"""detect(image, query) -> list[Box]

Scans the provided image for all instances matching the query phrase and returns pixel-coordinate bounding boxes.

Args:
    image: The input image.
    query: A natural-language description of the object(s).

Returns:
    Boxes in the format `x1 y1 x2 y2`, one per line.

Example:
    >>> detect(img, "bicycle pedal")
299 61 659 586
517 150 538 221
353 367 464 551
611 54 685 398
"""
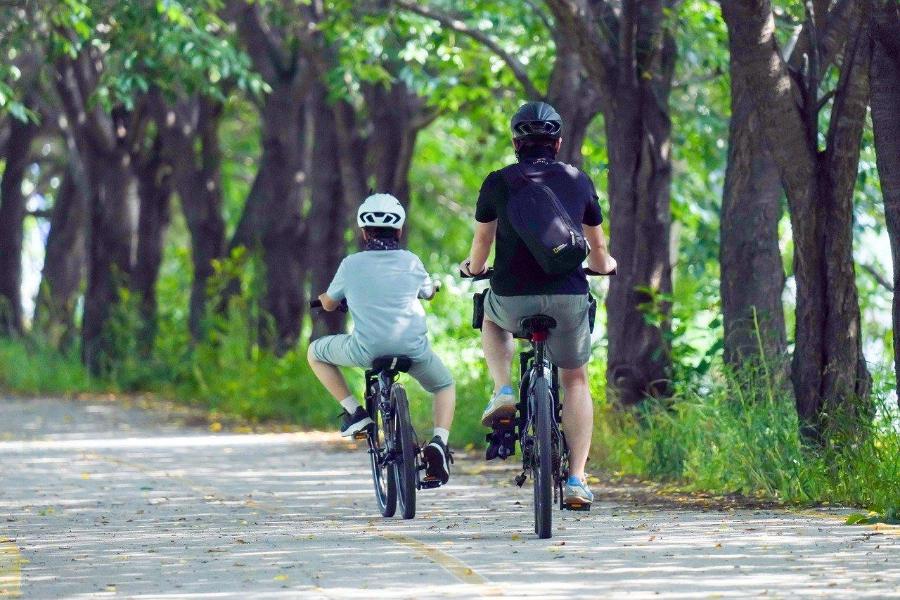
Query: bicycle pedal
562 501 591 512
353 430 368 440
420 477 442 489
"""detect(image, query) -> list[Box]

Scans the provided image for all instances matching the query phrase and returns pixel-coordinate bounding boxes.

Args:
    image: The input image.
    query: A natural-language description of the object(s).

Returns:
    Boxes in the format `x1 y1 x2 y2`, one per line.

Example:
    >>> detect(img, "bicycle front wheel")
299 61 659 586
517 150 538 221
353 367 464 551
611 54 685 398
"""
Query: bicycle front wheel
532 375 553 539
392 384 417 520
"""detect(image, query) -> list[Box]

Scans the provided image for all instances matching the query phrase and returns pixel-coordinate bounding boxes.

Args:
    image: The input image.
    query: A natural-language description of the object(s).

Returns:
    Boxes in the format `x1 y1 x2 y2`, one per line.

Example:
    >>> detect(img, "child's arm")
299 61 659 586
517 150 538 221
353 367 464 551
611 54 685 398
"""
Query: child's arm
318 293 343 312
318 259 347 311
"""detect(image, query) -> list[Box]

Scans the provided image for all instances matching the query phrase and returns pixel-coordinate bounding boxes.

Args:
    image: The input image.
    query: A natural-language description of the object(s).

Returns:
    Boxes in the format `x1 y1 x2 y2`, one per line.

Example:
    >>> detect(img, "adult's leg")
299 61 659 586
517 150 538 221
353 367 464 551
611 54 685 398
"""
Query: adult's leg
559 365 592 479
307 344 352 401
482 318 514 393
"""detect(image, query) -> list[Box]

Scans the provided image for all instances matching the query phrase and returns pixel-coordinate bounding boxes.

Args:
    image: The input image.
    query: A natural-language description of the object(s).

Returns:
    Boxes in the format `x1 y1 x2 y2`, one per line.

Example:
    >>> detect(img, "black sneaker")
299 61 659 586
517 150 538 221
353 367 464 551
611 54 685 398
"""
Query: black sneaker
422 436 453 485
340 407 373 438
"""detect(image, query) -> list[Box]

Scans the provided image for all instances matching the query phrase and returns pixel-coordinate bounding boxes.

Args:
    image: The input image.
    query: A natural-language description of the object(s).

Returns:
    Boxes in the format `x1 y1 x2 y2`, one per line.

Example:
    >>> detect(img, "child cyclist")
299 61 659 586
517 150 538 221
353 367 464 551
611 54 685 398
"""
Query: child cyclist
307 193 455 485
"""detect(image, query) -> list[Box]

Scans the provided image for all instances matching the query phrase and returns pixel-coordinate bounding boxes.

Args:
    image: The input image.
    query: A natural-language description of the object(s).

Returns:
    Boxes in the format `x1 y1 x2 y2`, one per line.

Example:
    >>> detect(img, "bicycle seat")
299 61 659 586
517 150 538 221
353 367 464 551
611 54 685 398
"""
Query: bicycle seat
517 314 557 338
371 355 412 374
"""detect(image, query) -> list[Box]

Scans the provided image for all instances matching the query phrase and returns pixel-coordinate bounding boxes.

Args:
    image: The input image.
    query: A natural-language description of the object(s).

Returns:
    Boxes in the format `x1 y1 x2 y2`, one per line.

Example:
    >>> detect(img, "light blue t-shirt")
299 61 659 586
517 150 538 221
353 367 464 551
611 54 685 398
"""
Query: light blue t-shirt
326 250 434 360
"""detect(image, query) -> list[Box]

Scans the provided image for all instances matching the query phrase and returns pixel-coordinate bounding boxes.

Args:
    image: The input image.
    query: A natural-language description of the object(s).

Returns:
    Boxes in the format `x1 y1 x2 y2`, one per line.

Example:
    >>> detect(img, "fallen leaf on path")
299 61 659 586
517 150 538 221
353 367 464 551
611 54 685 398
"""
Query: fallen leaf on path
274 574 289 581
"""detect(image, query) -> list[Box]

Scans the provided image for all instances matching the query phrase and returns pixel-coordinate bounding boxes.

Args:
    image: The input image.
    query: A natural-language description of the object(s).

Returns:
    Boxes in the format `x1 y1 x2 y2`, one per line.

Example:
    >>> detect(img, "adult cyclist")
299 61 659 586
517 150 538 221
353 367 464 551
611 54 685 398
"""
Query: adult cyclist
460 101 616 508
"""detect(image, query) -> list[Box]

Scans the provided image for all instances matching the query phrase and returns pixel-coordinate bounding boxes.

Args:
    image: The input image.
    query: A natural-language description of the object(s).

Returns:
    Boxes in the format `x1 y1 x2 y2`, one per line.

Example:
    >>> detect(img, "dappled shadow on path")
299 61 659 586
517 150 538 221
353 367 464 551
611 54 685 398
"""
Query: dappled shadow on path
0 397 897 598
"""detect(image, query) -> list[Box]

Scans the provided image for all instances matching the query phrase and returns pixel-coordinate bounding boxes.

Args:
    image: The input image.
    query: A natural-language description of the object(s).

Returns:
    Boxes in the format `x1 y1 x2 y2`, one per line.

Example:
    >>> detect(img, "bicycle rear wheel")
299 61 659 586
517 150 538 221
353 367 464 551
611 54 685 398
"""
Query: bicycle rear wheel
392 384 417 520
369 395 397 517
532 375 553 539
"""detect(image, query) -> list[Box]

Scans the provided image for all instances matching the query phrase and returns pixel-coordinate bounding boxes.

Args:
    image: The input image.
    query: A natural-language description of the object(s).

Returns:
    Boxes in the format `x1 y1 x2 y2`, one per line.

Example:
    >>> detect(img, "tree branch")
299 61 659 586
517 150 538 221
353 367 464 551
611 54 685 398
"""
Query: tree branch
860 262 893 292
395 0 543 99
524 0 554 33
543 0 616 97
788 0 859 75
226 0 289 83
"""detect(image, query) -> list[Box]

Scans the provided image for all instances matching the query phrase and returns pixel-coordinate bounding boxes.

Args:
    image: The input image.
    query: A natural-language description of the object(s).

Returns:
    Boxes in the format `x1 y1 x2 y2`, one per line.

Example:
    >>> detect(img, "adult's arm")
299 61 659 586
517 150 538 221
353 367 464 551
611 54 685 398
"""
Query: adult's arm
464 220 497 275
584 224 617 274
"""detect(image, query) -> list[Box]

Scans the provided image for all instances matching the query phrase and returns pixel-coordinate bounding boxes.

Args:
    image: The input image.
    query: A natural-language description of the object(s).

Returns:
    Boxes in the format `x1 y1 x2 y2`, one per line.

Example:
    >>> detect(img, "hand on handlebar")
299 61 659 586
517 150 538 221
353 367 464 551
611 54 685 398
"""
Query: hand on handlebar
309 296 348 312
587 255 617 276
459 258 489 278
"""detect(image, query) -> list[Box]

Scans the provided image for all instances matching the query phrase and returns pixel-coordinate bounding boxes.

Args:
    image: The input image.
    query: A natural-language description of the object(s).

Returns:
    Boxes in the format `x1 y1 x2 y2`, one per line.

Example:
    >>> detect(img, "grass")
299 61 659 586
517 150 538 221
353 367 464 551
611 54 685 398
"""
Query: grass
592 360 900 518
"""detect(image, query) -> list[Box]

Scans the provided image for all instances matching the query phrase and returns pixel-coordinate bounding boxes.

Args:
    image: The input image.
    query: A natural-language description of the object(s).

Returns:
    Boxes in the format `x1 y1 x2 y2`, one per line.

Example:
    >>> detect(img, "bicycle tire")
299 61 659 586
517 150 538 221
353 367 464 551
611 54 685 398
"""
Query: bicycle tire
369 394 397 517
392 384 417 520
532 375 553 539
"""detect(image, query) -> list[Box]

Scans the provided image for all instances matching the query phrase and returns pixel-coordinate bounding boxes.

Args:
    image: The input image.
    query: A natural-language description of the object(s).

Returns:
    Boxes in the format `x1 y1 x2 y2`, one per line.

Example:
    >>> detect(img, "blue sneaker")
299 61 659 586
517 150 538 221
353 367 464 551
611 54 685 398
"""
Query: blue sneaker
563 475 593 511
481 385 516 426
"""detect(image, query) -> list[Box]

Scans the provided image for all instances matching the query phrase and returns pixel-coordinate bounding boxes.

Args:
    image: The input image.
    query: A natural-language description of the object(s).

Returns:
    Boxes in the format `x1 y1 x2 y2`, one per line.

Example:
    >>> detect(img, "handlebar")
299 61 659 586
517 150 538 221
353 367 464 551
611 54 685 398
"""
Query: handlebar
460 266 615 279
309 298 349 313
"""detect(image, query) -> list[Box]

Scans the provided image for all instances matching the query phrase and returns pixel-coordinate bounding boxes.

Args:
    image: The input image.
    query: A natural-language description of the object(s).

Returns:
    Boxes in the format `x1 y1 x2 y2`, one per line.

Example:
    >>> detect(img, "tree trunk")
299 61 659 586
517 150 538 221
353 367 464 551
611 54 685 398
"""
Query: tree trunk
0 113 37 336
227 81 307 354
131 143 172 353
34 166 88 348
365 82 428 207
547 32 601 169
604 76 675 406
156 96 226 341
307 86 349 339
819 23 872 416
870 3 900 405
720 71 787 366
226 2 309 354
81 148 139 372
55 53 141 373
544 0 677 406
721 0 871 433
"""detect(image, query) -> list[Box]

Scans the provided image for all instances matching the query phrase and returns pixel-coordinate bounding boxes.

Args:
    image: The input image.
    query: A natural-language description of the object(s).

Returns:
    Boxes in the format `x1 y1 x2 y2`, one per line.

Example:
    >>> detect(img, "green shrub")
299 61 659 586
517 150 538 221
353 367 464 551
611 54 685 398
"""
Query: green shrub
592 359 900 515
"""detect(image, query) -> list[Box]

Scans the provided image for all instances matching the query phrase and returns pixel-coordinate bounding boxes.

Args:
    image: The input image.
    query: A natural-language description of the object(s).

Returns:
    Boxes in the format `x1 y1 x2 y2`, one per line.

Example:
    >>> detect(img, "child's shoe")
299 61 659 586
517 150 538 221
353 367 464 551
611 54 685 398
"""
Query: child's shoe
422 436 453 485
340 407 373 437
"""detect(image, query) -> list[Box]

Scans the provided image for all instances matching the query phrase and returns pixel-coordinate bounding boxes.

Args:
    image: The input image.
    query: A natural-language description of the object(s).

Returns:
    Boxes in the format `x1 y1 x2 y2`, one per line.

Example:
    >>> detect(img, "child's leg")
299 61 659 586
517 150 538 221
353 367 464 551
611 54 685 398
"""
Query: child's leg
432 384 455 435
409 348 455 443
307 344 352 400
307 335 367 412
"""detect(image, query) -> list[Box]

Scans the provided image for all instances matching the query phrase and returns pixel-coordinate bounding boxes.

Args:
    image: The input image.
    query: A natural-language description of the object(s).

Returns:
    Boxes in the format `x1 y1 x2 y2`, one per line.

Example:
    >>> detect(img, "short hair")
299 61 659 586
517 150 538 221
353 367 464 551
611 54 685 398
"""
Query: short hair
363 226 401 239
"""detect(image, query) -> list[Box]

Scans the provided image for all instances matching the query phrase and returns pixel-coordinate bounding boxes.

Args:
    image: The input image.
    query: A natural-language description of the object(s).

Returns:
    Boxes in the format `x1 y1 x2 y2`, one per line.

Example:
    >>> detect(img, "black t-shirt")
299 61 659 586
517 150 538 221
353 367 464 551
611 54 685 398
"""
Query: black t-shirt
475 148 604 296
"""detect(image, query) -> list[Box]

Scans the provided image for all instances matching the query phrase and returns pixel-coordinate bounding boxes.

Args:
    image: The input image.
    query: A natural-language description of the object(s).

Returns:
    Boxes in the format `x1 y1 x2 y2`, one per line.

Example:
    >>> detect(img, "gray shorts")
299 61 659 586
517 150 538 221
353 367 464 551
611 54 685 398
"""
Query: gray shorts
310 334 454 393
484 291 592 369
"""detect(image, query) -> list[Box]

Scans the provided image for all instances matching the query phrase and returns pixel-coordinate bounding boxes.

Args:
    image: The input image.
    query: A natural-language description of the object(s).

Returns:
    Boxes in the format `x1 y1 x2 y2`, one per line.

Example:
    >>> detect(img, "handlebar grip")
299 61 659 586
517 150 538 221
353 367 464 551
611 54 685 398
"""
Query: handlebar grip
584 267 617 276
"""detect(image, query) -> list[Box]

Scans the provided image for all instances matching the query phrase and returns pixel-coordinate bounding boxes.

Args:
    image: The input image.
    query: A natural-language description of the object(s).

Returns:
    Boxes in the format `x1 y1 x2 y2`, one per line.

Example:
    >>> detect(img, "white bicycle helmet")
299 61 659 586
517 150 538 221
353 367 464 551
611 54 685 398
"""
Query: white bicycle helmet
357 193 406 229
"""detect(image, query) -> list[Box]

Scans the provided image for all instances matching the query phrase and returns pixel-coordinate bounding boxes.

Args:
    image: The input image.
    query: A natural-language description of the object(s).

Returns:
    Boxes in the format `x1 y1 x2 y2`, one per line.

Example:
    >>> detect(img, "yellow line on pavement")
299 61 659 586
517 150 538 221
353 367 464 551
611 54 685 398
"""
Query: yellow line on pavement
379 532 504 595
0 540 22 598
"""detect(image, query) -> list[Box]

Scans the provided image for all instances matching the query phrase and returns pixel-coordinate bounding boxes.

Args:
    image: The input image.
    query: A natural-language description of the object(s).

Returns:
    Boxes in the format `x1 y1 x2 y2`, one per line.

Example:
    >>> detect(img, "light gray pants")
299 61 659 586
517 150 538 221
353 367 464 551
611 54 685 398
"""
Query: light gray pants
311 334 454 393
484 291 592 369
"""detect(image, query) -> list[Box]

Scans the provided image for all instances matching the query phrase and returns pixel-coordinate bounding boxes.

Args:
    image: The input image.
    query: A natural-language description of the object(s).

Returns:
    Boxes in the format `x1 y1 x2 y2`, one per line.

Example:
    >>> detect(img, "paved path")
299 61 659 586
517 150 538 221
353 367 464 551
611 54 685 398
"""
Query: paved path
0 396 897 599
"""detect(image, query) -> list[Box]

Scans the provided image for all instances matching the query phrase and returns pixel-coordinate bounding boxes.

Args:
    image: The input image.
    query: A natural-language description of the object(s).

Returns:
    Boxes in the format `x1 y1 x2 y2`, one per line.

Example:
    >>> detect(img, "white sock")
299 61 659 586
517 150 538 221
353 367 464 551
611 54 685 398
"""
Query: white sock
340 396 361 414
433 427 450 445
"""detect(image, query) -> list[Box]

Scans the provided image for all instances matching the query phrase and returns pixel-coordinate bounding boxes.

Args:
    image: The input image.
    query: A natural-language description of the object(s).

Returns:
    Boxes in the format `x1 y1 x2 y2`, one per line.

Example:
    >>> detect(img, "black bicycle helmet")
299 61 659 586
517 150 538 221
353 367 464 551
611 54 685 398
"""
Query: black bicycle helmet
510 101 562 139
